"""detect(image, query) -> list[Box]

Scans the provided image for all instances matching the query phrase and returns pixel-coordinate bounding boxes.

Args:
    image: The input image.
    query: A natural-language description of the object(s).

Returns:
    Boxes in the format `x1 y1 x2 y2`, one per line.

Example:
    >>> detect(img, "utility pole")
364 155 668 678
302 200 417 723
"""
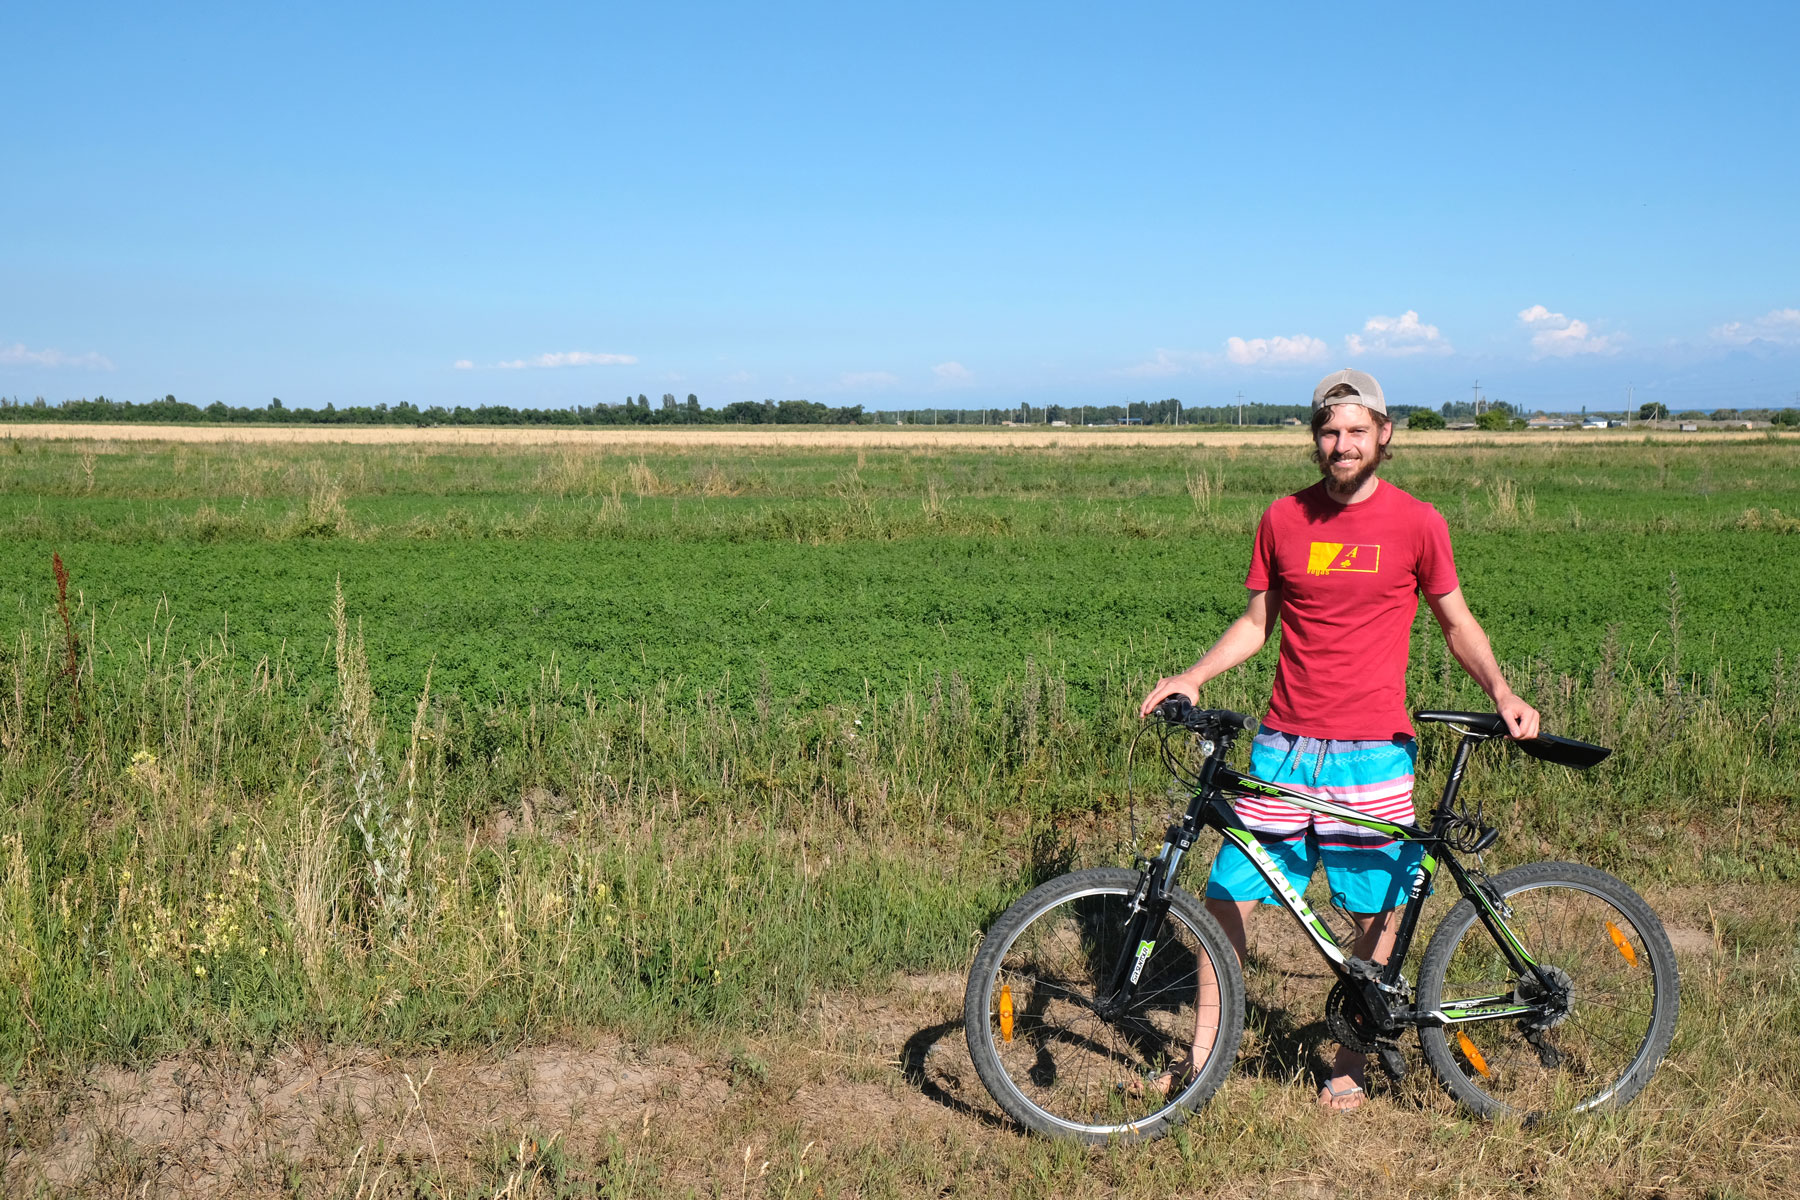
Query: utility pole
1236 391 1244 426
1472 381 1482 416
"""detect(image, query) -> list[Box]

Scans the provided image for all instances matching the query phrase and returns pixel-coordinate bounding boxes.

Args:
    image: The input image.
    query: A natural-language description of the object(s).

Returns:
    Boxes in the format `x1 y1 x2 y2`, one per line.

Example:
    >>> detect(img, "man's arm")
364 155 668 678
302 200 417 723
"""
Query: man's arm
1423 588 1541 739
1138 587 1280 717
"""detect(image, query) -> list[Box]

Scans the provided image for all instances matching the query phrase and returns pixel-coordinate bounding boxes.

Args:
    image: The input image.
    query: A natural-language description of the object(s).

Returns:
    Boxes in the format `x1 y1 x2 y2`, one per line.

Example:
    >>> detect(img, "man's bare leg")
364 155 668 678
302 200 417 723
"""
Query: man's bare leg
1320 908 1400 1110
1183 899 1255 1083
1137 897 1255 1098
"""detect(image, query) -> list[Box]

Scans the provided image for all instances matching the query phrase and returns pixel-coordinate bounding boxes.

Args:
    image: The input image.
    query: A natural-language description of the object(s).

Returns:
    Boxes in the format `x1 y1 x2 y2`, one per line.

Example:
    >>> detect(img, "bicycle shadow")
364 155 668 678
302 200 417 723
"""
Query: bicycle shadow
1239 999 1332 1084
897 1000 1348 1132
897 1019 1016 1131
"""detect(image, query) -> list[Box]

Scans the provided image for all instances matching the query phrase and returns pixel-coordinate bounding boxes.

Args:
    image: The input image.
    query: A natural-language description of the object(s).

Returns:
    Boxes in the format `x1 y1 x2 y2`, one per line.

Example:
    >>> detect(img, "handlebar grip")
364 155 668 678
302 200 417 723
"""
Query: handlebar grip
1154 695 1196 724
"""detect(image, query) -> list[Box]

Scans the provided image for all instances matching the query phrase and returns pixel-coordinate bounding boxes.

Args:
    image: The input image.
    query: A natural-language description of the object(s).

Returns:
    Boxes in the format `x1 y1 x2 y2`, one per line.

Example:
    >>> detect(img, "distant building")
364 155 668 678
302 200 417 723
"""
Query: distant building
1680 423 1699 432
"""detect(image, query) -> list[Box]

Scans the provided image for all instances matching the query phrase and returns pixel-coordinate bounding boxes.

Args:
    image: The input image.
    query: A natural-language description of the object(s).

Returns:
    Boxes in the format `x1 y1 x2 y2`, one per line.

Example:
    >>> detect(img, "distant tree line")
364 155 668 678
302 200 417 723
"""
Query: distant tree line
0 394 868 426
8 392 1788 429
1429 399 1799 427
0 394 1406 428
878 400 1429 426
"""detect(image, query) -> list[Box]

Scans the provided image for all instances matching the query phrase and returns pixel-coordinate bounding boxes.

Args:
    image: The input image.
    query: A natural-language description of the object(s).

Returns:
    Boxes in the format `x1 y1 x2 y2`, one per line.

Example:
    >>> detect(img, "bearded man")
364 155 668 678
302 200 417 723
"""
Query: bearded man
1138 368 1540 1110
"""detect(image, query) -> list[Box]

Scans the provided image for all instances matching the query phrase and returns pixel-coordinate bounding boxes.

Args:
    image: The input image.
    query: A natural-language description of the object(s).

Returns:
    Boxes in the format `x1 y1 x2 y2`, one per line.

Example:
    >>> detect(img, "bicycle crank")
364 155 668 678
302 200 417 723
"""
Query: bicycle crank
1324 980 1384 1054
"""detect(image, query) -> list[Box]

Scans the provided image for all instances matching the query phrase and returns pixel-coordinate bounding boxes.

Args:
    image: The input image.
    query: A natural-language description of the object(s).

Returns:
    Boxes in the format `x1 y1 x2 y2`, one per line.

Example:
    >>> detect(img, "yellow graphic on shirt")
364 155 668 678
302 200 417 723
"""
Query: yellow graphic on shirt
1305 542 1381 575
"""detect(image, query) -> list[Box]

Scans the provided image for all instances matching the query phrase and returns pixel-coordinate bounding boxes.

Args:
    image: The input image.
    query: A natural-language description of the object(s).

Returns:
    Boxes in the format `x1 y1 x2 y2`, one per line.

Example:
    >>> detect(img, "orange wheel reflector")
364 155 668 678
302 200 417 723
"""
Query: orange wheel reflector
998 985 1015 1043
1606 920 1639 966
1456 1030 1491 1078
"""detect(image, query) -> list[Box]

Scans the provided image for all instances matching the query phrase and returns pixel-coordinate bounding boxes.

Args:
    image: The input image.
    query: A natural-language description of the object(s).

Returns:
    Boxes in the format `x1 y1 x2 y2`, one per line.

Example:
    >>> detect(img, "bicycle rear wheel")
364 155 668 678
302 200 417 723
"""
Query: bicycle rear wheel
1416 861 1679 1118
963 867 1244 1142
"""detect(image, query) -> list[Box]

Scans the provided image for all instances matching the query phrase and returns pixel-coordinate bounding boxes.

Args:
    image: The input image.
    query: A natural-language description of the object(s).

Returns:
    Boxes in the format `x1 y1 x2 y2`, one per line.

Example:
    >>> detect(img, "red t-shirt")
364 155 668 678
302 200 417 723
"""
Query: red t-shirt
1245 479 1458 740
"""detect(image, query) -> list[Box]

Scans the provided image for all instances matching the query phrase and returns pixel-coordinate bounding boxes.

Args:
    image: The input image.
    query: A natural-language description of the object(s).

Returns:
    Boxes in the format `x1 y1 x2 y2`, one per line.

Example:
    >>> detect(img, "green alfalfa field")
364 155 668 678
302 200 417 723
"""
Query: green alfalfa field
1 430 1797 1197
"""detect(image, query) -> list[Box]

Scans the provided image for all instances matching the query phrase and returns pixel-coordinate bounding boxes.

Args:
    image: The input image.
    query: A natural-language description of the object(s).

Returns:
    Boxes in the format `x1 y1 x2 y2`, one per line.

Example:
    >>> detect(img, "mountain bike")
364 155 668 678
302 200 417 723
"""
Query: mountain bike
962 698 1679 1142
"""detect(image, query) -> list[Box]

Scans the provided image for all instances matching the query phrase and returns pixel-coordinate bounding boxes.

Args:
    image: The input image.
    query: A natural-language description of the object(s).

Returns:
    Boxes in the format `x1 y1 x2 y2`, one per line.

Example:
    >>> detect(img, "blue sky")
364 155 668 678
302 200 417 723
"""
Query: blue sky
4 2 1797 413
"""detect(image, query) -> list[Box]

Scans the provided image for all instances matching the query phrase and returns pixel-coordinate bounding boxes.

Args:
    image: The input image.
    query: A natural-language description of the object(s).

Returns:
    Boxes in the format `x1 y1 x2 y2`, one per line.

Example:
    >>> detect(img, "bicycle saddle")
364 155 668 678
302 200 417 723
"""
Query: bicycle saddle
1414 711 1612 769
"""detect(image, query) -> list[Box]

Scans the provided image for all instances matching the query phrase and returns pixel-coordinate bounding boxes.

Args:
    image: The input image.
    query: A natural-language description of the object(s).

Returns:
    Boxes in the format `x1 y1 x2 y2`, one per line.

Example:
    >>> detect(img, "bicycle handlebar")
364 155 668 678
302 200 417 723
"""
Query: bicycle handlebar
1154 702 1608 770
1152 695 1252 735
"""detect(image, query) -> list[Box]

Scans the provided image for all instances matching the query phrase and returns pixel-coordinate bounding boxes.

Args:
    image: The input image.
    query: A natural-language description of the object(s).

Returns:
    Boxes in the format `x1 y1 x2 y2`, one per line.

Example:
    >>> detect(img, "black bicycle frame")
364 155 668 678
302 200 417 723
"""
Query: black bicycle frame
1102 725 1553 1028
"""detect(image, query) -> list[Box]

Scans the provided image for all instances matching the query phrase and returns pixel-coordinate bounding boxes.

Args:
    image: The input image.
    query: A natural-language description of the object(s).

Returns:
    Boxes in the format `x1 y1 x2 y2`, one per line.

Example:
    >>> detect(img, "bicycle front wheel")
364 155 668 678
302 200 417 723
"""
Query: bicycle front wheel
1416 861 1679 1118
963 867 1245 1143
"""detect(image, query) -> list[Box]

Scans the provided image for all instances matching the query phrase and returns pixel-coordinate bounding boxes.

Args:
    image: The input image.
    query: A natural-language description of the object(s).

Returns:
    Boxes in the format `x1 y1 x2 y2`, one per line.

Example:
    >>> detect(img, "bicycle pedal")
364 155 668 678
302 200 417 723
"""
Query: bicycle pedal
1374 1042 1407 1082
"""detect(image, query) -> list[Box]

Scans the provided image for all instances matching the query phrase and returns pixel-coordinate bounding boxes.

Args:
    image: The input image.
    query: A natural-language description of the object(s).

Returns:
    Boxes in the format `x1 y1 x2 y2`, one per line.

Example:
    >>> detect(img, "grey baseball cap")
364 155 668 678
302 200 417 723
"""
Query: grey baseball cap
1310 368 1387 416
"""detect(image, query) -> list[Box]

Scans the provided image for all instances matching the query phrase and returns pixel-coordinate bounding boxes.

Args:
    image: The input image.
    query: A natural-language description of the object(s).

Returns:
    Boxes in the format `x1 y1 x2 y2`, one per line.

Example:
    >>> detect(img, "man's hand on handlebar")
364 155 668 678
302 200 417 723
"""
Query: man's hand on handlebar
1139 673 1201 719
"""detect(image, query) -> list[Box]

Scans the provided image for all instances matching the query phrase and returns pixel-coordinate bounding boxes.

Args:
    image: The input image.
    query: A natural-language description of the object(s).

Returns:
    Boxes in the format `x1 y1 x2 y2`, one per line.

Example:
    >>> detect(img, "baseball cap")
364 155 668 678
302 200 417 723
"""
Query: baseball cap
1310 368 1386 416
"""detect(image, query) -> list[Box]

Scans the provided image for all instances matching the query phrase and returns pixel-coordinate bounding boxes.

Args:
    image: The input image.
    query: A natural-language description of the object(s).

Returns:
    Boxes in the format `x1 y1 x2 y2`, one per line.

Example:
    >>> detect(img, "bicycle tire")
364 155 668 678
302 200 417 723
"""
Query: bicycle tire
963 867 1245 1142
1416 861 1679 1118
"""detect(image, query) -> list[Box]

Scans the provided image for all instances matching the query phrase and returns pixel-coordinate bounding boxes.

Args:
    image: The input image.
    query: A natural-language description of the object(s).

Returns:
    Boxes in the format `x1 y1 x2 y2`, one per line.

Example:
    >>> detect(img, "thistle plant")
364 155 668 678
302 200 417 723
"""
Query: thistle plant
332 579 428 939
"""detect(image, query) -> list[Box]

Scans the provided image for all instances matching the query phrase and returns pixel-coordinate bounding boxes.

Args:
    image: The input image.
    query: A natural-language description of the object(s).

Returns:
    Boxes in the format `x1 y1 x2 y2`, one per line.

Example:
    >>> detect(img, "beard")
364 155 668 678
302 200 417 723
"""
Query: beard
1318 449 1381 498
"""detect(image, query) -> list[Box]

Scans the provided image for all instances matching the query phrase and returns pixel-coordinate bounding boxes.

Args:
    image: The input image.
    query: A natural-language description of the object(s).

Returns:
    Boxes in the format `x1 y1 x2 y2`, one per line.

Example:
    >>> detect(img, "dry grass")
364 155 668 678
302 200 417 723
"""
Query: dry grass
7 901 1796 1199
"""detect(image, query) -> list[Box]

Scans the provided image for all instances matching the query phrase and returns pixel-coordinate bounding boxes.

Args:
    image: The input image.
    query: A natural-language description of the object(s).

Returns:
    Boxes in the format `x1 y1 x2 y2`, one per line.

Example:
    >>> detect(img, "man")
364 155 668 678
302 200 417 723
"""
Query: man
1138 368 1540 1111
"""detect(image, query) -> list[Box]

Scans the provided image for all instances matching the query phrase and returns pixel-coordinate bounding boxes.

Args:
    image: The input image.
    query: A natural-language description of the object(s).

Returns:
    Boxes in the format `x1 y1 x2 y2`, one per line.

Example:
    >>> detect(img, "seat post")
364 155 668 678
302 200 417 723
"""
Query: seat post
1434 733 1482 815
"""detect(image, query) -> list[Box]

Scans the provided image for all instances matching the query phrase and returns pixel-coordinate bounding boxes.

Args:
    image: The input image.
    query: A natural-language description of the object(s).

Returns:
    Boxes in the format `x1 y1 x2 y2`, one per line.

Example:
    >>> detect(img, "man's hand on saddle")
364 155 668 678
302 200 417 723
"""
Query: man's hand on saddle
1139 673 1201 719
1496 692 1541 740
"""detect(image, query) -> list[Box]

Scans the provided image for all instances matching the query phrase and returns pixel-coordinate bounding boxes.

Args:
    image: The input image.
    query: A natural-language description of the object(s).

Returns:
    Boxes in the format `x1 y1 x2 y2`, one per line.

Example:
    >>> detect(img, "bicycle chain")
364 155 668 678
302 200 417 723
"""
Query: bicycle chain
1324 980 1384 1054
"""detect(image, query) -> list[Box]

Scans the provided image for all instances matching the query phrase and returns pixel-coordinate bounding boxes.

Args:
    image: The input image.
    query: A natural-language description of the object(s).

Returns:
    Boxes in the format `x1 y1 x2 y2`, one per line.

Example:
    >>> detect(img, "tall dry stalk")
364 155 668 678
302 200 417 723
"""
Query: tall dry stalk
1185 467 1221 514
306 461 352 535
628 458 663 497
285 798 342 980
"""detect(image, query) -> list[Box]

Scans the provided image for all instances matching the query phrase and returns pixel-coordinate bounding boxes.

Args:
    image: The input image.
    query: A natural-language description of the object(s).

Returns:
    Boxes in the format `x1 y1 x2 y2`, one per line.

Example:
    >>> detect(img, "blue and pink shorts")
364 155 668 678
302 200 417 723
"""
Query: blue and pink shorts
1206 726 1423 915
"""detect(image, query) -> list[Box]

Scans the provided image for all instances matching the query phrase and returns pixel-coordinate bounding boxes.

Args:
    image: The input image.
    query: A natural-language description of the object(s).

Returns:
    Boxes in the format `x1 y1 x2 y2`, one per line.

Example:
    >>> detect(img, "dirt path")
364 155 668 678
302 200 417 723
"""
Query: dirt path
0 886 1777 1198
1 972 985 1197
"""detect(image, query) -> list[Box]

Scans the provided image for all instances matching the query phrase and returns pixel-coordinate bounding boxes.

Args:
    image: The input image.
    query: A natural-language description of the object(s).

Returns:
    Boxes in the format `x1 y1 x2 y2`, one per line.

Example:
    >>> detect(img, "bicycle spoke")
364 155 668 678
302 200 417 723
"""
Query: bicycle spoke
973 877 1234 1134
1421 868 1674 1117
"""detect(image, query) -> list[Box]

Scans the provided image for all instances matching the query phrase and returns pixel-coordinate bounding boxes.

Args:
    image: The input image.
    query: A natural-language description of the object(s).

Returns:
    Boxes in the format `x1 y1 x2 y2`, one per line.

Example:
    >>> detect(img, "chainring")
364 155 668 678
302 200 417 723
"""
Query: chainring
1324 980 1384 1054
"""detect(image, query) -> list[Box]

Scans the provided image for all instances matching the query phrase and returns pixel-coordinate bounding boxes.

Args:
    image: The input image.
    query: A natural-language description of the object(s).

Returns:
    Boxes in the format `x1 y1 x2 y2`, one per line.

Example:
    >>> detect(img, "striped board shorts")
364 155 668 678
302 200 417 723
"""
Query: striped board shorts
1206 725 1423 915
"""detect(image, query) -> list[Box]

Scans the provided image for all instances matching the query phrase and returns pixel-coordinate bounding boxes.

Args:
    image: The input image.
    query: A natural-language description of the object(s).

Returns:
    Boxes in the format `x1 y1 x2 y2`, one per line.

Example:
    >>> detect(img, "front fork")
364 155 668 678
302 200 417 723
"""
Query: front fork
1096 829 1195 1017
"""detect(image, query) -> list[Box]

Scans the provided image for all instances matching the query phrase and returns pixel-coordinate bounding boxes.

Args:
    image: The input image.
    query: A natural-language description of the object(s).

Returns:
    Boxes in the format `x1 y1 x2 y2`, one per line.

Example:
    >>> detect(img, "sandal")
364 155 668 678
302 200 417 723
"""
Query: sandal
1123 1063 1198 1101
1317 1077 1366 1111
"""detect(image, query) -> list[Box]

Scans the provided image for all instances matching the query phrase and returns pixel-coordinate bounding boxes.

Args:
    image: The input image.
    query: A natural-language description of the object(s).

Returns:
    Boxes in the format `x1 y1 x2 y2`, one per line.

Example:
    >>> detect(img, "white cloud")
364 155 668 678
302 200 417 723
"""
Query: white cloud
1224 333 1330 367
493 351 637 369
723 369 752 384
1517 306 1619 357
932 361 973 385
1345 310 1452 357
839 371 899 389
1 343 114 370
1120 349 1207 378
1712 307 1800 346
452 359 475 370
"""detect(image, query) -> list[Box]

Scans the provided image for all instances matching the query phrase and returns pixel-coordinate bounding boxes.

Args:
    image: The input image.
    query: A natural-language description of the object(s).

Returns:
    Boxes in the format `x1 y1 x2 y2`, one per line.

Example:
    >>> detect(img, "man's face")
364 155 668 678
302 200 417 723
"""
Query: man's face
1314 403 1391 494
